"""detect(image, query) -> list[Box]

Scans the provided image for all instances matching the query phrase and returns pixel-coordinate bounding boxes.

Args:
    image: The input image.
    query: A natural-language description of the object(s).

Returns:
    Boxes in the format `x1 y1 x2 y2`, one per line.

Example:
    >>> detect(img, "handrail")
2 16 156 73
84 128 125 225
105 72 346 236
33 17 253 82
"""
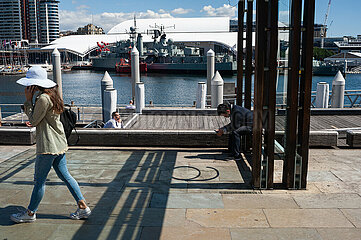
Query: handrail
2 90 361 121
83 120 102 128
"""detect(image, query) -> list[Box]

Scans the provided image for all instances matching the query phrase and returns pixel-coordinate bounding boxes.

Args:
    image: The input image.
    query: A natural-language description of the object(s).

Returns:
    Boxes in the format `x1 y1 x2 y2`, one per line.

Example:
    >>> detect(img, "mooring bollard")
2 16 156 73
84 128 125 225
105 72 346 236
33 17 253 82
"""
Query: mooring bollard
315 82 329 108
52 48 62 98
196 82 206 109
211 71 224 108
103 88 117 123
135 82 145 113
137 34 143 56
331 71 345 108
101 71 113 122
131 46 140 99
207 49 215 95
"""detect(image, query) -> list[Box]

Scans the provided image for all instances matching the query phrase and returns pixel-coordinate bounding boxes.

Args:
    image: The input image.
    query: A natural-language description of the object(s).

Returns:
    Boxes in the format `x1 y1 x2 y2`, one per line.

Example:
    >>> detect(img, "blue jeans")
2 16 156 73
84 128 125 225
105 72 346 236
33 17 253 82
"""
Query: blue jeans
28 153 84 212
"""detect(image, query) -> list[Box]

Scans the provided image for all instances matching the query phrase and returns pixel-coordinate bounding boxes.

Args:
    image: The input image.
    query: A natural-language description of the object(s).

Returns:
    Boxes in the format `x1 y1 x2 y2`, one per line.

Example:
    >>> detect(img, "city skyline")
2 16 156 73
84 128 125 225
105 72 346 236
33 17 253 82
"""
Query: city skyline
59 0 361 37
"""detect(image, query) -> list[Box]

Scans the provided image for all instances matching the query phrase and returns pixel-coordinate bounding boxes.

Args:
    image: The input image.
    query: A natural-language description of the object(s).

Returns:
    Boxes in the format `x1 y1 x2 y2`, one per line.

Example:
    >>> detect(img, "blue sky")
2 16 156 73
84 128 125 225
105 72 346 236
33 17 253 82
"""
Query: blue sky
59 0 360 37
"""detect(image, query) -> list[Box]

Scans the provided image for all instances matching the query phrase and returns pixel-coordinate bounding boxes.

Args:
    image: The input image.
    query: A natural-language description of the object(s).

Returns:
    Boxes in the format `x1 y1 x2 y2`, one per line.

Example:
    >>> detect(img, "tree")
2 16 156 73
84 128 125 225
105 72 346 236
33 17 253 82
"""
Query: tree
313 47 334 61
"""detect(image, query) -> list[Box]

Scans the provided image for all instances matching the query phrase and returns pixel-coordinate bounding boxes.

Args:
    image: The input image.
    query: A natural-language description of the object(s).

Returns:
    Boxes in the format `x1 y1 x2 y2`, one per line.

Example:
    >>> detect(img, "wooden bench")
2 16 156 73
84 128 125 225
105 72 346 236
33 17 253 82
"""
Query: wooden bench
346 130 361 147
275 130 338 147
0 127 36 145
68 129 228 147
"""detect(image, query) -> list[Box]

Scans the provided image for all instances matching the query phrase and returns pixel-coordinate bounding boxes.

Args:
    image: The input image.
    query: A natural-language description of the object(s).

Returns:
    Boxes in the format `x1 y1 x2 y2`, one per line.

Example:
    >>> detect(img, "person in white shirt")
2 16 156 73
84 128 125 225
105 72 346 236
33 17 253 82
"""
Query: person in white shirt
104 111 123 128
126 100 135 109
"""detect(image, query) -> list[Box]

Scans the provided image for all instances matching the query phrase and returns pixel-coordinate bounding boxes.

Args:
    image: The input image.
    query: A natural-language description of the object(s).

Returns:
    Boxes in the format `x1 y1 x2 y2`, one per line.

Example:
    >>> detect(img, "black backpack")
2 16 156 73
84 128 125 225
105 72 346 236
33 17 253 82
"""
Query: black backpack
60 104 79 145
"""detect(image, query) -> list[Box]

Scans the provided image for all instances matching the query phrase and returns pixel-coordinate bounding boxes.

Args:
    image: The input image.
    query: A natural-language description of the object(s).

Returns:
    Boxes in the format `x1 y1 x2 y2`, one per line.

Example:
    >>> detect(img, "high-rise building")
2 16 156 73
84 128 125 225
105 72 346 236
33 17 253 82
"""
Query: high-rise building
38 0 59 43
0 0 23 41
0 0 59 44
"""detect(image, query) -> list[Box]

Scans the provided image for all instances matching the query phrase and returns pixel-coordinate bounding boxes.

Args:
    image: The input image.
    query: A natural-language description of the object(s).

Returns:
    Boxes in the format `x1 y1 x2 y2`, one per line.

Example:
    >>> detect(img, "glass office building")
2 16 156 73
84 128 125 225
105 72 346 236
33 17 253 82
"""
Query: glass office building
0 0 59 44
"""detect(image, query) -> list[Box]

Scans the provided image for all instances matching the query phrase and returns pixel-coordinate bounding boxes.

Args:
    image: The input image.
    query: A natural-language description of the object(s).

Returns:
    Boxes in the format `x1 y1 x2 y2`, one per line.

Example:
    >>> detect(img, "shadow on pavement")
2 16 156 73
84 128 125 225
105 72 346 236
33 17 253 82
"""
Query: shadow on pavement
72 150 177 240
0 205 26 226
0 152 36 183
2 148 253 239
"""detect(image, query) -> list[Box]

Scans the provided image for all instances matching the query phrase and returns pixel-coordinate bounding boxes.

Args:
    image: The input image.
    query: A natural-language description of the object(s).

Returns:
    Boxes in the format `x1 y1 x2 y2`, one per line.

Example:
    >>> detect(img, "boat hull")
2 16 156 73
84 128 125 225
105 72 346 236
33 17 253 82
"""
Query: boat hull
92 57 236 75
147 62 236 75
313 65 344 76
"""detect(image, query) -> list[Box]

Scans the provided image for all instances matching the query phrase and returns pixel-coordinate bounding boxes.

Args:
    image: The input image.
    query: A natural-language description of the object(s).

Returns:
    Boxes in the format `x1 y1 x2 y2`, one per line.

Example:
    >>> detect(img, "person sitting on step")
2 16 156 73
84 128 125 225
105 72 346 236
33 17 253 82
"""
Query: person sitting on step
104 111 123 128
215 103 253 160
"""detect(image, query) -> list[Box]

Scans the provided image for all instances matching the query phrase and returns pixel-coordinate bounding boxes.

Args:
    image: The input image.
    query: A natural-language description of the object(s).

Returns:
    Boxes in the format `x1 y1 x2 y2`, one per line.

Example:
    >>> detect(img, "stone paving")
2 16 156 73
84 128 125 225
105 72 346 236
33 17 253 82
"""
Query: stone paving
1 145 361 240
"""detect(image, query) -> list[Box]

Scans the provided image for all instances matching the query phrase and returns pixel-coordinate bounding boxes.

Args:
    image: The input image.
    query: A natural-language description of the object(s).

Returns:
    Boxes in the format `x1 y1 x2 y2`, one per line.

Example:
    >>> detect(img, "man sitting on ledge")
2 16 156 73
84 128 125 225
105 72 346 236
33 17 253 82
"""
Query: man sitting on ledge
216 103 253 160
104 111 123 128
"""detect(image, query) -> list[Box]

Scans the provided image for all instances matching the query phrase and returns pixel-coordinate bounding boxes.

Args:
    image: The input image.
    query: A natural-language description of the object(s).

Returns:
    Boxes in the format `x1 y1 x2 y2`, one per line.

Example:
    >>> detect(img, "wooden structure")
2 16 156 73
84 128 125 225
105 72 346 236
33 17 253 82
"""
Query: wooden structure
238 0 316 189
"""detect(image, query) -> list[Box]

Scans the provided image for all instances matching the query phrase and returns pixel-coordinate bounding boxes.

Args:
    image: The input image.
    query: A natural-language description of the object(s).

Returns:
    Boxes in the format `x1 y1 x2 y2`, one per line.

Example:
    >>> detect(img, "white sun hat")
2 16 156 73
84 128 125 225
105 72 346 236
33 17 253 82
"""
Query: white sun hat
16 66 57 88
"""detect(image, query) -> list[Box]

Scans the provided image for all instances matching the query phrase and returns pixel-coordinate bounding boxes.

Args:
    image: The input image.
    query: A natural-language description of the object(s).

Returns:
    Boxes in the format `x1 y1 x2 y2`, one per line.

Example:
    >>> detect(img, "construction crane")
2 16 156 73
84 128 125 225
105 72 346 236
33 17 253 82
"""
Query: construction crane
321 0 332 49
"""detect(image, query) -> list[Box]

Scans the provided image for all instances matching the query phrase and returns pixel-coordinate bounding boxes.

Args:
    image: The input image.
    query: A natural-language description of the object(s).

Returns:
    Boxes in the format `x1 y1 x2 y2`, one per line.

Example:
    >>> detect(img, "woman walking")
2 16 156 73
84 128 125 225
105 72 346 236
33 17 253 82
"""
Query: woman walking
10 66 91 223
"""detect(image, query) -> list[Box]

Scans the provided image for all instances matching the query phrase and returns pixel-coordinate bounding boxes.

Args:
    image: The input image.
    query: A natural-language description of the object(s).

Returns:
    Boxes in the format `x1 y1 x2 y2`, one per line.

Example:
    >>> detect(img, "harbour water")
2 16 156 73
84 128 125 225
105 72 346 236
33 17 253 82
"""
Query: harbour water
1 70 360 117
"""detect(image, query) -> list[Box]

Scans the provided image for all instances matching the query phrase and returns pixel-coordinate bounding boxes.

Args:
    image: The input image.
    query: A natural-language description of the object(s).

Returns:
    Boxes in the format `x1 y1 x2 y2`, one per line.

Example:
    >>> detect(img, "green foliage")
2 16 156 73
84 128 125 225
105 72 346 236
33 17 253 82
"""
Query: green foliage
313 47 335 61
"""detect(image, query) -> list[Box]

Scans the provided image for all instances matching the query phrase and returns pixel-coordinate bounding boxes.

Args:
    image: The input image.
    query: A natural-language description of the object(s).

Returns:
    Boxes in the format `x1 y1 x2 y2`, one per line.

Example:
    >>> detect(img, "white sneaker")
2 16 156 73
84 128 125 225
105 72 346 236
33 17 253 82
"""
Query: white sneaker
10 210 36 223
70 207 91 220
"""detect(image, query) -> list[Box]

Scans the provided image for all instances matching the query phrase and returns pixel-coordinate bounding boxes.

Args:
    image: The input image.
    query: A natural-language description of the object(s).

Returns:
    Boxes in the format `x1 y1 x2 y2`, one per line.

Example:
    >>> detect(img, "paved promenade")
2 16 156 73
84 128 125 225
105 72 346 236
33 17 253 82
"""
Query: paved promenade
1 145 361 240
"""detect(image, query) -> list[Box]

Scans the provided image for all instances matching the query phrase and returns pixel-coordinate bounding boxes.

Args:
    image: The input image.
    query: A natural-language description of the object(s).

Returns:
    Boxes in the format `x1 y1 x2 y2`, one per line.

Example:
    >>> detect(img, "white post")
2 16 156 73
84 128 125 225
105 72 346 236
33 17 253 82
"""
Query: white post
211 71 224 108
131 46 140 99
315 82 329 108
207 49 215 95
135 82 145 113
137 34 143 56
196 82 206 109
101 71 113 122
103 88 117 123
52 48 62 98
331 71 345 108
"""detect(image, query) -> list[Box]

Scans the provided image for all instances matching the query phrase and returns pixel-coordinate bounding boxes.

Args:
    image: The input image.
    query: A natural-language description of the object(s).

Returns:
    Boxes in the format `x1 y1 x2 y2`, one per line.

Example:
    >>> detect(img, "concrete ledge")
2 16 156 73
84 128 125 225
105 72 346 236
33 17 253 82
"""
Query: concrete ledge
275 130 338 147
277 108 361 116
0 127 36 145
346 130 361 147
0 127 338 148
68 129 228 147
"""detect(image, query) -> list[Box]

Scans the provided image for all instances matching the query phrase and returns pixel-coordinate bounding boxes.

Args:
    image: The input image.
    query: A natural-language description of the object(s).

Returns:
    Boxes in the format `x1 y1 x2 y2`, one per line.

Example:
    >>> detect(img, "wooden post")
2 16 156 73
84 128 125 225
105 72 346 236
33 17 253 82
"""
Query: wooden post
252 0 267 189
237 0 245 106
245 0 253 110
245 0 254 152
298 0 315 189
283 0 302 189
264 0 278 189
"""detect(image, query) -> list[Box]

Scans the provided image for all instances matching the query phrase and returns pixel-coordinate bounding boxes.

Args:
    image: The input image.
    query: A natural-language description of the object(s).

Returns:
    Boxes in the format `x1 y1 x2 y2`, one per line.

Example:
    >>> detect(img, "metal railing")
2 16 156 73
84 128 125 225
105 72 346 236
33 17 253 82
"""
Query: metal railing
310 90 361 108
0 104 25 123
2 90 361 124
